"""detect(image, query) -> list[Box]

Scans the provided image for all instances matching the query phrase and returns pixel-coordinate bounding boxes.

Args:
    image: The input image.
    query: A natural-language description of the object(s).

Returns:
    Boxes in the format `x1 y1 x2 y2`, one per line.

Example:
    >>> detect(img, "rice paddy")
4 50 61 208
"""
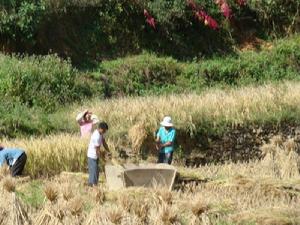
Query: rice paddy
1 82 300 224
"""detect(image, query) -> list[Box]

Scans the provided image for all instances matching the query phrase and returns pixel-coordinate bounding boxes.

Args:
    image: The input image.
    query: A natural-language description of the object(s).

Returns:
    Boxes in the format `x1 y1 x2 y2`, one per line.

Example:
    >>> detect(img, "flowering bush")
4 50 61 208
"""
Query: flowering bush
0 0 298 63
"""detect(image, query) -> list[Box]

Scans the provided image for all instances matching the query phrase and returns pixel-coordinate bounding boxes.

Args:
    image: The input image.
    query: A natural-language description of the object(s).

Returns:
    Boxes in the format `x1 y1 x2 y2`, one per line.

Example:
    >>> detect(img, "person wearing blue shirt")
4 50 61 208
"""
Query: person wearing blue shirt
0 144 27 177
156 116 176 164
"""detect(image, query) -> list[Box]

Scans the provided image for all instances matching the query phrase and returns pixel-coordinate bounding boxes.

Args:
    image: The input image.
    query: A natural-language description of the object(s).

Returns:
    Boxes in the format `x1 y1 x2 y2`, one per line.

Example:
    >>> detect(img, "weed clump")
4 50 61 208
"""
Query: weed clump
44 184 58 203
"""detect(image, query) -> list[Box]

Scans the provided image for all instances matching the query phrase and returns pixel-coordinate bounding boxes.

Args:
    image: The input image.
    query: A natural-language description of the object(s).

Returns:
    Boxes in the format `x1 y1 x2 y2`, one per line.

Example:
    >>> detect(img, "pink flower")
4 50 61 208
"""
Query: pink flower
195 10 218 30
221 1 231 19
144 9 156 29
205 15 219 30
237 0 247 6
188 1 219 31
215 0 231 19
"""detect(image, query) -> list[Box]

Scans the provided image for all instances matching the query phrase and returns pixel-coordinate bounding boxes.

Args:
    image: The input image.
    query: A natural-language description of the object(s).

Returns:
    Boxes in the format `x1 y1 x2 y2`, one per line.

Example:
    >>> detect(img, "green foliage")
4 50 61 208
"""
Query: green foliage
0 0 299 62
248 0 300 35
96 53 183 96
0 0 45 42
0 53 98 137
0 54 94 111
16 180 44 209
194 35 300 87
0 100 49 137
95 35 300 96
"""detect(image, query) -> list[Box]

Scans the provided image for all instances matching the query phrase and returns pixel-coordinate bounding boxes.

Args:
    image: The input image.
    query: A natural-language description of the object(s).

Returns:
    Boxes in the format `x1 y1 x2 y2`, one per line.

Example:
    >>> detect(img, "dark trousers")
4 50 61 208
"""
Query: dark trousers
11 153 27 177
88 157 99 185
158 152 173 165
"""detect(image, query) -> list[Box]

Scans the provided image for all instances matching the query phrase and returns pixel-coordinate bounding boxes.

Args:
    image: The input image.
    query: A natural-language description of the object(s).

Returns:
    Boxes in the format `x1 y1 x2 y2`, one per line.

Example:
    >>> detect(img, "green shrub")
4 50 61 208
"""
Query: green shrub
0 0 299 63
185 35 300 87
95 35 300 96
0 54 94 111
0 99 77 138
248 0 300 34
96 53 183 96
0 100 49 137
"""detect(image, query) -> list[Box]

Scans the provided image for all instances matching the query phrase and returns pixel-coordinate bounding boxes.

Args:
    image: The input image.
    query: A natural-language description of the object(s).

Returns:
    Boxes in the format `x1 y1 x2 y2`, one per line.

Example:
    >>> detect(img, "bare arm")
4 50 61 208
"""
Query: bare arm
95 146 101 157
160 142 172 147
102 138 110 152
156 136 161 150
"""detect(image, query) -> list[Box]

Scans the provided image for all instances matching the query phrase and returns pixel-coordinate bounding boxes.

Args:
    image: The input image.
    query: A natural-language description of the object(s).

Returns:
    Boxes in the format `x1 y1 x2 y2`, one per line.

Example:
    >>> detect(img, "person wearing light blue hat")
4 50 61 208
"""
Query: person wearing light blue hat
155 116 176 165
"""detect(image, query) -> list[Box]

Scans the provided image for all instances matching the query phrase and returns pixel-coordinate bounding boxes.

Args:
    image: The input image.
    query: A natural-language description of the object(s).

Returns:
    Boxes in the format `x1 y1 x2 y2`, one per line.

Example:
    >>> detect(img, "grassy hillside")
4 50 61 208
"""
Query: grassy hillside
0 35 299 137
95 35 300 96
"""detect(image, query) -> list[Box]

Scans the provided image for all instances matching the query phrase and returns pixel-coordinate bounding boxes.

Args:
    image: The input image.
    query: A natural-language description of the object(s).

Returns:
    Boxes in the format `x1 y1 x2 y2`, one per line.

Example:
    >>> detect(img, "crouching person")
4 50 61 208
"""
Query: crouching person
87 122 110 187
0 145 27 177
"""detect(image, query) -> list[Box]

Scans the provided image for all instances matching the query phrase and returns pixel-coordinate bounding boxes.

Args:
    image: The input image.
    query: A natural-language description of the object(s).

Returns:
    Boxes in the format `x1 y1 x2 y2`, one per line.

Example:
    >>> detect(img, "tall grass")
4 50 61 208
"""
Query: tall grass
73 81 300 145
1 82 300 176
2 135 88 177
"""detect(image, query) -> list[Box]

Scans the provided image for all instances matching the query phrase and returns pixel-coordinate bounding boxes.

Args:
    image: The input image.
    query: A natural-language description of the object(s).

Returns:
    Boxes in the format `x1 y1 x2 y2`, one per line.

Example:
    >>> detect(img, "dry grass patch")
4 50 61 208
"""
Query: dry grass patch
68 197 84 216
191 198 210 217
44 183 58 203
157 203 180 225
261 137 300 179
155 188 173 205
2 177 16 193
232 208 300 225
106 207 123 225
62 184 74 201
0 165 10 180
117 194 132 212
10 193 31 225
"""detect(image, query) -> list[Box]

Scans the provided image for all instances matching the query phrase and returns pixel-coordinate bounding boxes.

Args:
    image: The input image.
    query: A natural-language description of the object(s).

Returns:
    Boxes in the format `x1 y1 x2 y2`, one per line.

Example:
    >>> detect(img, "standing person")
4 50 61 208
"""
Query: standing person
76 110 99 137
0 146 27 177
156 116 176 165
87 122 110 187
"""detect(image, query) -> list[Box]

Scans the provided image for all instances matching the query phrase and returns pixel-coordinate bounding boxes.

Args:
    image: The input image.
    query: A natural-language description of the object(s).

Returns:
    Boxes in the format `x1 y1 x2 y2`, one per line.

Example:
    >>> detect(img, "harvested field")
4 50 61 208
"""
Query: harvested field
0 137 299 225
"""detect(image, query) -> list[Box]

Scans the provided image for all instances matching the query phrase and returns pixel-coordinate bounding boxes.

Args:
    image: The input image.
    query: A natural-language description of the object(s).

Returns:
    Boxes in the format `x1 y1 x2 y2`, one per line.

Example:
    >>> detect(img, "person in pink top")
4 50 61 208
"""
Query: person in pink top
76 110 99 137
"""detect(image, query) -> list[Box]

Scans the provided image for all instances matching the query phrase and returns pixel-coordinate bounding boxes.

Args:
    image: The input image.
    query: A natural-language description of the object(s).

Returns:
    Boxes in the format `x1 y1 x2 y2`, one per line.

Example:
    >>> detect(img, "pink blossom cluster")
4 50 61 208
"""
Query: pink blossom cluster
143 0 247 30
237 0 247 6
187 0 219 30
215 0 231 19
144 9 156 29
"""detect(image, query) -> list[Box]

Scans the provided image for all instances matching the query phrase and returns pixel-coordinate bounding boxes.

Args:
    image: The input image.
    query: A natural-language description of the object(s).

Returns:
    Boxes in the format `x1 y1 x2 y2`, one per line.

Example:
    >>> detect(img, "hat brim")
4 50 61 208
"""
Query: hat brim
160 122 173 127
76 112 85 121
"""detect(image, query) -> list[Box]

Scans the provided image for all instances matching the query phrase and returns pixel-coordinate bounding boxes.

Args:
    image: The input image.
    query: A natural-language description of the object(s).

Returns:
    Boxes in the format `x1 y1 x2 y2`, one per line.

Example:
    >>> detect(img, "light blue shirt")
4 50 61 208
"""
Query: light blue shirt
0 148 24 167
156 127 176 153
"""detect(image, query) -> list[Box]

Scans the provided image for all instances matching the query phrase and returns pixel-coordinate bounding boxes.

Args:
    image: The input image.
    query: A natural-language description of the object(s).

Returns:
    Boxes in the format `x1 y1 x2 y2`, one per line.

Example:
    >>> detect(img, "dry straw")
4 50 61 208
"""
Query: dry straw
261 136 300 179
10 193 31 225
2 177 16 193
44 183 59 203
2 82 300 176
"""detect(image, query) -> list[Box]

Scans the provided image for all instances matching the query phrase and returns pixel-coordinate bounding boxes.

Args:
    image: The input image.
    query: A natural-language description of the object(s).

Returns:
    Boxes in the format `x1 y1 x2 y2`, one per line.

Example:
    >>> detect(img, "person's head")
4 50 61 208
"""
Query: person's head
160 116 174 130
98 122 109 134
83 111 92 122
